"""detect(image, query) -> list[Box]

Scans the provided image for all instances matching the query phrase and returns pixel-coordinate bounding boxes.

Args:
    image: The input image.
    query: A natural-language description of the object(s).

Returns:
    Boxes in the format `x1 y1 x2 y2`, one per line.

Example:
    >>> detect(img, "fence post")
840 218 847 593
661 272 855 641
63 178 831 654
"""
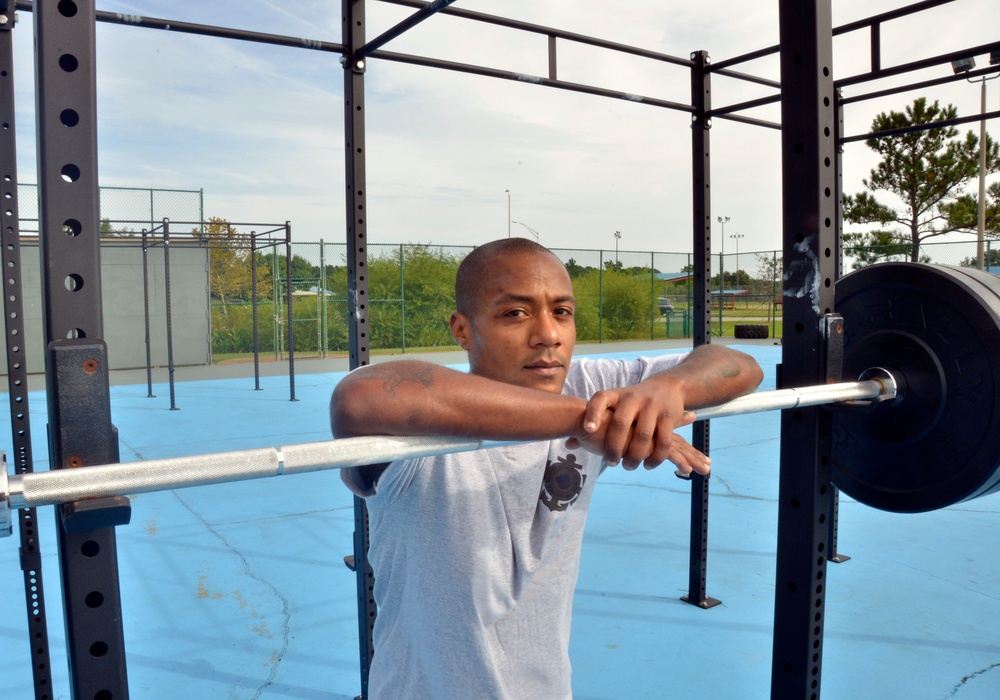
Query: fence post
272 241 280 361
771 249 778 340
717 250 724 336
320 239 328 357
598 250 603 343
400 243 406 352
650 251 655 340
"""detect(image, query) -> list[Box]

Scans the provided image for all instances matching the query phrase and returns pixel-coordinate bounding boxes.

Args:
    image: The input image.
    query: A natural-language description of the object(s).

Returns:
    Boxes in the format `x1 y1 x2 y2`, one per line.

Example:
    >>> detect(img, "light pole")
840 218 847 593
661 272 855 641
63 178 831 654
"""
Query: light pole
952 52 999 270
716 216 729 334
505 189 511 238
717 216 730 282
730 233 744 286
511 220 539 241
614 230 621 267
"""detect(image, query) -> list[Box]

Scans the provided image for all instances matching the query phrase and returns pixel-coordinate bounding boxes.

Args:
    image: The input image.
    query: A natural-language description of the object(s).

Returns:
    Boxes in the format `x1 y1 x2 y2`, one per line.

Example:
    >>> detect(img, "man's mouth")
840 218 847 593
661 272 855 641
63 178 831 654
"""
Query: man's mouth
525 360 563 376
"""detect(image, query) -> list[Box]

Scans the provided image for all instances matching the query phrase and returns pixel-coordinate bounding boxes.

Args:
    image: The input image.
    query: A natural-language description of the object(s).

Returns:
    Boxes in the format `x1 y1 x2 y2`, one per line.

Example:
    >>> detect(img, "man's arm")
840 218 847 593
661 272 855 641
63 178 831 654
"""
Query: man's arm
330 360 588 441
331 361 596 489
581 345 764 472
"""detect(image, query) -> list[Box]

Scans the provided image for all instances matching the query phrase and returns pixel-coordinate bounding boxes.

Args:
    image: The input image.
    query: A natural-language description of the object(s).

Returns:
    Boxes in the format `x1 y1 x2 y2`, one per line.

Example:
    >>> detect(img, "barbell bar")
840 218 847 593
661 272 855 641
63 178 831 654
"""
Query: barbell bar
0 369 898 537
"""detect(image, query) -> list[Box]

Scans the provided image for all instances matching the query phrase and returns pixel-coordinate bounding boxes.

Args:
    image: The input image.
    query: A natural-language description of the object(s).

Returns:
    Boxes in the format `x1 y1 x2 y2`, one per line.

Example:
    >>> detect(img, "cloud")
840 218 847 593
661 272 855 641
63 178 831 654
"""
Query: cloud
9 0 998 261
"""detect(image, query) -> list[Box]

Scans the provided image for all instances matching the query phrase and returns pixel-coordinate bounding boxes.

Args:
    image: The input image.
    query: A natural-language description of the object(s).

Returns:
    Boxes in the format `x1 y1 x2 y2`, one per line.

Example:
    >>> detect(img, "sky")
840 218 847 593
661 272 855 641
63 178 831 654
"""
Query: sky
8 0 999 266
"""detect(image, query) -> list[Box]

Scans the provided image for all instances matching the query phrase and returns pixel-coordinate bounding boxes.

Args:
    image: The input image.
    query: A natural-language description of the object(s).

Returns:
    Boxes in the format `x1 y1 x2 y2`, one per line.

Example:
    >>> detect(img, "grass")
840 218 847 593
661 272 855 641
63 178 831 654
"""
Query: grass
209 307 782 363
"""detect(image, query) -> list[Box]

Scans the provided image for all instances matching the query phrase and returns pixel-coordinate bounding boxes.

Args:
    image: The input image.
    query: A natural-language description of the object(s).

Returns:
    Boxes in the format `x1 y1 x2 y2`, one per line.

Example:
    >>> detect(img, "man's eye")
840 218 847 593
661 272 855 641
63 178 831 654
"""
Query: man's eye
555 307 574 316
504 309 527 317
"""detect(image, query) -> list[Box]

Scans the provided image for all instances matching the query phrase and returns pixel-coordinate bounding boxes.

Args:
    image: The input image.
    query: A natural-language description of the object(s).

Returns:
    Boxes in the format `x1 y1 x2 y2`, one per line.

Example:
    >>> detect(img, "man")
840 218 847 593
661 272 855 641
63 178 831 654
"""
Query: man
331 238 762 699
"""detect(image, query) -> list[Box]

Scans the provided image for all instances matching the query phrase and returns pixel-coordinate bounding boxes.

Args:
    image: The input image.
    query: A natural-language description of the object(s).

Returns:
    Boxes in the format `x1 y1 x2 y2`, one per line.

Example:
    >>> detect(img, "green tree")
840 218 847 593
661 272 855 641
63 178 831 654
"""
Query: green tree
942 180 1000 237
193 217 272 308
754 253 781 283
325 245 462 351
564 257 595 278
842 230 929 269
843 97 999 262
712 270 752 288
571 268 652 342
99 217 136 237
959 245 1000 268
257 252 319 291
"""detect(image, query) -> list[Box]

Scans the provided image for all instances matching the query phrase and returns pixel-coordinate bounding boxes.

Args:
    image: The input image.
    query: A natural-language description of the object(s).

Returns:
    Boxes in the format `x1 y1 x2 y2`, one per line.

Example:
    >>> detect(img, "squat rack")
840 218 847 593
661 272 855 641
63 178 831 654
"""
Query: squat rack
1 1 998 699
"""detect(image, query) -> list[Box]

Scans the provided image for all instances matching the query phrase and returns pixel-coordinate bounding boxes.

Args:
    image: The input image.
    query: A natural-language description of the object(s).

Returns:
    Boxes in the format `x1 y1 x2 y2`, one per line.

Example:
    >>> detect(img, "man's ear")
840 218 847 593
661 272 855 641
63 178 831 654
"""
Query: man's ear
450 311 473 350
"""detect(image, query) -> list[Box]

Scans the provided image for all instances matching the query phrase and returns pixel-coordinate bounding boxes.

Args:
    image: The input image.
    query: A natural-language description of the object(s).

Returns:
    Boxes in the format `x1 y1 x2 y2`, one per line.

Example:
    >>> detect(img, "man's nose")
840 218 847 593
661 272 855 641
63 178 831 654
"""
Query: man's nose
531 313 561 346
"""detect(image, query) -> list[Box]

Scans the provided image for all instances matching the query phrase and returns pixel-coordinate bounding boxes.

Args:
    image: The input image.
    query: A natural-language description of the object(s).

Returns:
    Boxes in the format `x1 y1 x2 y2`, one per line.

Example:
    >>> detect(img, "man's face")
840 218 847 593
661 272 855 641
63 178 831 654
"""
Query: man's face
450 251 576 393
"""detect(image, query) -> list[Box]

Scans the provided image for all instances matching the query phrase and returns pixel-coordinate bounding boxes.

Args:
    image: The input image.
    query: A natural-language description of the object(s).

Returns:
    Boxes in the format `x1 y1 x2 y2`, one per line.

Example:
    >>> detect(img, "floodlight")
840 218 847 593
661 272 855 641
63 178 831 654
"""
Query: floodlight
990 50 1000 66
951 57 976 74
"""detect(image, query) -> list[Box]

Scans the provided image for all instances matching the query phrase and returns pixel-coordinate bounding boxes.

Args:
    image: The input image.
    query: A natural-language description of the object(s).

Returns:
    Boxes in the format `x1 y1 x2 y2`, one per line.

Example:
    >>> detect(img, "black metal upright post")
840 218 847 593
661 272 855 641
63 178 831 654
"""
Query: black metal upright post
284 221 296 401
162 219 177 410
141 229 155 398
771 1 838 697
251 231 262 390
0 10 55 696
34 1 131 697
681 49 720 610
343 1 376 697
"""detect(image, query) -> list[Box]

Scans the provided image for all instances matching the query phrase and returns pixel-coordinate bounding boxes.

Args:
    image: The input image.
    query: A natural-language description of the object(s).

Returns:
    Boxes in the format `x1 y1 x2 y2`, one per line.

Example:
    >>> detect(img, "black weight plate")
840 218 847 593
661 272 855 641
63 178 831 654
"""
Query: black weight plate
933 265 1000 499
832 263 1000 513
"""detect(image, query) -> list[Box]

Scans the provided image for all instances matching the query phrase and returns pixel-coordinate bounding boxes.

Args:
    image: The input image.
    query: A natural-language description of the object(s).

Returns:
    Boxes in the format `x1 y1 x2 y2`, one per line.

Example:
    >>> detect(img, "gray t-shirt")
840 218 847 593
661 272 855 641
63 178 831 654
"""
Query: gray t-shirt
341 354 687 699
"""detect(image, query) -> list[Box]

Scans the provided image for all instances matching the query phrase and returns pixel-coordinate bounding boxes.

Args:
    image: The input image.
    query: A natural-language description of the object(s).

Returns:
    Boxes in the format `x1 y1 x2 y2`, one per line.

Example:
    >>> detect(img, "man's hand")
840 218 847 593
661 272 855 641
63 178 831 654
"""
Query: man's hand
565 345 763 474
567 381 711 475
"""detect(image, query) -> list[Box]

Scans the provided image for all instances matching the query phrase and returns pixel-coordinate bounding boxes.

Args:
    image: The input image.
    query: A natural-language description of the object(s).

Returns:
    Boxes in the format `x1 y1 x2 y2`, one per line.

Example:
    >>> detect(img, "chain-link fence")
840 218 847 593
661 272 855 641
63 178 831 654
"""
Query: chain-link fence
11 188 994 365
205 235 1000 361
16 184 203 234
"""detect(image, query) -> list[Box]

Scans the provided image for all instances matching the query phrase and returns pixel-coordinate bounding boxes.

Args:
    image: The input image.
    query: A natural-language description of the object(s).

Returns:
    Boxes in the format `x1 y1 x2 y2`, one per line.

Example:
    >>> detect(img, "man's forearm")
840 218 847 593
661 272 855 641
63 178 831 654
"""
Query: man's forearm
653 345 764 409
330 360 587 440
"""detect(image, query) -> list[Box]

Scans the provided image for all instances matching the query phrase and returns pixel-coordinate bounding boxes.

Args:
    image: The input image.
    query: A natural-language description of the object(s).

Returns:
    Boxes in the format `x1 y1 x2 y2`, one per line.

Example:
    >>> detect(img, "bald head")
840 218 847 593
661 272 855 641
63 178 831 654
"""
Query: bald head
455 238 561 316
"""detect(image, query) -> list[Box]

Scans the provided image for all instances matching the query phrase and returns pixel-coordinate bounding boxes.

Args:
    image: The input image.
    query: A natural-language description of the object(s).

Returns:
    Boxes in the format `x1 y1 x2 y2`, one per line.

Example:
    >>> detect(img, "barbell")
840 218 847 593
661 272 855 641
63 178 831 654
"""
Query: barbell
0 262 998 535
0 369 897 537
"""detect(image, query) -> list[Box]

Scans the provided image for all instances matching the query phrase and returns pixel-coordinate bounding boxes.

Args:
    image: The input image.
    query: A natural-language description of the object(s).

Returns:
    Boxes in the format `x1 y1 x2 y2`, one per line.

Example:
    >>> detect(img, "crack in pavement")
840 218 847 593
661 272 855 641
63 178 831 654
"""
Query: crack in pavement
942 661 1000 698
174 491 292 699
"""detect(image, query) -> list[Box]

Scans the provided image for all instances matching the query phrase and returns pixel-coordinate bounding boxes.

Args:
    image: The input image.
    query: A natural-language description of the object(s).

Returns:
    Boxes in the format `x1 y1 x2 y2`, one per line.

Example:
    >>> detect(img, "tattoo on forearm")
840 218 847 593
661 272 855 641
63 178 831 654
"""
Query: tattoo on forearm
718 362 742 379
376 364 435 397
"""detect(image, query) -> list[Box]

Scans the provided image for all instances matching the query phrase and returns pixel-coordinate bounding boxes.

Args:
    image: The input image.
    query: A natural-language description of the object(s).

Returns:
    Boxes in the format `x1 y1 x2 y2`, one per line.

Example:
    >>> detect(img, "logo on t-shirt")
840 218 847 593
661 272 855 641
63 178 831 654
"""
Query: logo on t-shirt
539 453 587 512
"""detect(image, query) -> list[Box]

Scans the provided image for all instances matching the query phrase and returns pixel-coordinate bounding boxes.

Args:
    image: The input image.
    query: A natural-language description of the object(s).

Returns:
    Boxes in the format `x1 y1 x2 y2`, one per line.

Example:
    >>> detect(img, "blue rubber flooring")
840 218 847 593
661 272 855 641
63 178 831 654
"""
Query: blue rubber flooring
1 345 999 699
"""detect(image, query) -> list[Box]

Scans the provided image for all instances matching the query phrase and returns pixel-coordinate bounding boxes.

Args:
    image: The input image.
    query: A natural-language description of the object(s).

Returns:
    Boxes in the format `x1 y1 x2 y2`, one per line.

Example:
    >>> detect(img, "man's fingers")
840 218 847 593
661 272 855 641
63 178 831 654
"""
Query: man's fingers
620 411 658 469
583 390 617 433
641 430 710 474
602 400 640 467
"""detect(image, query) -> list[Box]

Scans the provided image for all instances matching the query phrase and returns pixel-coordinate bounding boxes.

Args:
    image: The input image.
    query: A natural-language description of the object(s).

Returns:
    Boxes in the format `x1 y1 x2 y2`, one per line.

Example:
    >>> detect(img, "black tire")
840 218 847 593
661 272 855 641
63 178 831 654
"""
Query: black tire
734 324 768 339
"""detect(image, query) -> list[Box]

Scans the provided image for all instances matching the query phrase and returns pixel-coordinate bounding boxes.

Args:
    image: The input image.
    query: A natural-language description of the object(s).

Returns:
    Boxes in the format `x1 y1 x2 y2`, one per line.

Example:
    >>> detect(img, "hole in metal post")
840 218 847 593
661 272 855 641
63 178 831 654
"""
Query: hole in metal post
64 274 84 292
60 164 81 182
58 54 79 72
58 0 78 17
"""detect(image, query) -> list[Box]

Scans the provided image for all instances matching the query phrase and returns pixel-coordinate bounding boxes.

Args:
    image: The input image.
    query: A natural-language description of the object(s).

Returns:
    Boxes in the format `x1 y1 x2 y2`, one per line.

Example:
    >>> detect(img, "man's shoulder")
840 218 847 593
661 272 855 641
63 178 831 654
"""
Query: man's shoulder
565 353 689 392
